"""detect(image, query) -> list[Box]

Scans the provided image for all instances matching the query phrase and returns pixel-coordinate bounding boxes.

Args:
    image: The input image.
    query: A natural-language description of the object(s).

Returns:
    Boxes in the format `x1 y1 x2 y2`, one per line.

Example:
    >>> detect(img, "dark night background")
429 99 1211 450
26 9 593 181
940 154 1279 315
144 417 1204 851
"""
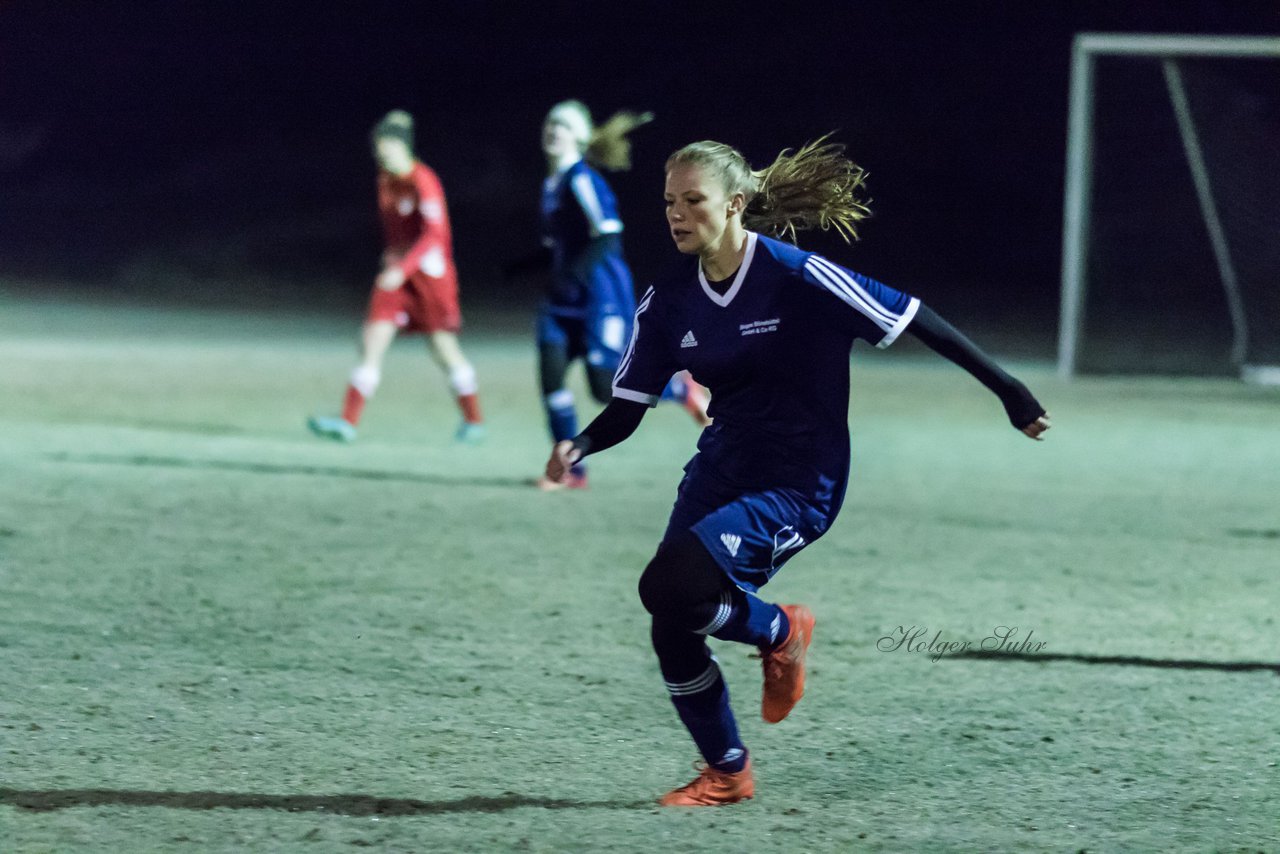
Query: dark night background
2 0 1277 346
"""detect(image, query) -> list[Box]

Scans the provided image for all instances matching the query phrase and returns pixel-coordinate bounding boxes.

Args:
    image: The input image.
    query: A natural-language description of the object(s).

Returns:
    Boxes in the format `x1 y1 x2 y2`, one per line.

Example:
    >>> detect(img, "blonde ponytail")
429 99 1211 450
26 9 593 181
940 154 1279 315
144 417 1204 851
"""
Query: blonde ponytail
666 134 871 243
585 110 654 172
748 135 870 243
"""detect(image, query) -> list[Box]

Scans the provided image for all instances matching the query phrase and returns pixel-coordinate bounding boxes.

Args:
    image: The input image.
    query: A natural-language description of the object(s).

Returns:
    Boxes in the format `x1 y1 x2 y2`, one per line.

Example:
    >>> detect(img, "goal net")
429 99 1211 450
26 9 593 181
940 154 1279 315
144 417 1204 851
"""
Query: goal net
1058 34 1280 380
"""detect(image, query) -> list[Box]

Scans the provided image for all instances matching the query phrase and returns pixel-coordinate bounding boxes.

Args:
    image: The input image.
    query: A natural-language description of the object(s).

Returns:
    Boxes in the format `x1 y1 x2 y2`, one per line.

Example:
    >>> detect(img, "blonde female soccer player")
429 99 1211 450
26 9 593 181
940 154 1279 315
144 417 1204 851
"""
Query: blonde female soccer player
545 137 1050 805
309 110 484 444
526 100 708 489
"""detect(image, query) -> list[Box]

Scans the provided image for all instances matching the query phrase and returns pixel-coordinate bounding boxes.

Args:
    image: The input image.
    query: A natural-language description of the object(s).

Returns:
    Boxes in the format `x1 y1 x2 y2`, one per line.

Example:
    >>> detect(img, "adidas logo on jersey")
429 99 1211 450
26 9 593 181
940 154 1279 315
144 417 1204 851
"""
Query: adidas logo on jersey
680 330 698 348
720 532 741 557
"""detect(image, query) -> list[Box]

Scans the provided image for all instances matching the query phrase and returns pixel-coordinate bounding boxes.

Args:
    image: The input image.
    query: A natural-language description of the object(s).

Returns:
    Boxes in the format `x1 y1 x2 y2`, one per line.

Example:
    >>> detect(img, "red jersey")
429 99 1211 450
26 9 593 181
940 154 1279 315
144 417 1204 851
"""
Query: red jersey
377 161 455 280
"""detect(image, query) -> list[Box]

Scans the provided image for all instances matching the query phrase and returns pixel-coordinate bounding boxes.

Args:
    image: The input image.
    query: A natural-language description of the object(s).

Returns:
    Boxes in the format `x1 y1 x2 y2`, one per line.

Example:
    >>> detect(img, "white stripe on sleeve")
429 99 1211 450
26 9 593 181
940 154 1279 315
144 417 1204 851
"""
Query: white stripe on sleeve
611 386 660 406
805 255 897 327
613 287 652 382
876 296 920 349
611 286 661 406
570 172 617 237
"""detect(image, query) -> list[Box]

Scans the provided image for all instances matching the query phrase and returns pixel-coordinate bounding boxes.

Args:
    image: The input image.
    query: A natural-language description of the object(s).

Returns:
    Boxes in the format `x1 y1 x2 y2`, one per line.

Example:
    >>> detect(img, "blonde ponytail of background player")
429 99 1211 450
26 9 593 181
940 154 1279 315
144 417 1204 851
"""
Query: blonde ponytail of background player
585 109 654 172
545 99 654 172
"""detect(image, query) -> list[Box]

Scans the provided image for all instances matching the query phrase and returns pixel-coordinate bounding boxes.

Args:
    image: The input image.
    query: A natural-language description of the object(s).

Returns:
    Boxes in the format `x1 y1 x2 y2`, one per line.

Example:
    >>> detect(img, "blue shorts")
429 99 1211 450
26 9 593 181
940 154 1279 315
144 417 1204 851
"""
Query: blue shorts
662 458 834 593
537 309 631 373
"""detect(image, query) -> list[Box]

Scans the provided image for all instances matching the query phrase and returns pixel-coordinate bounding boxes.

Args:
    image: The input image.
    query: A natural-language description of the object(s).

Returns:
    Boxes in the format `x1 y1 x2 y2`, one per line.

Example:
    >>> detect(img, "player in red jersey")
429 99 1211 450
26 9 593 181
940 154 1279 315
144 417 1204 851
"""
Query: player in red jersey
309 110 484 443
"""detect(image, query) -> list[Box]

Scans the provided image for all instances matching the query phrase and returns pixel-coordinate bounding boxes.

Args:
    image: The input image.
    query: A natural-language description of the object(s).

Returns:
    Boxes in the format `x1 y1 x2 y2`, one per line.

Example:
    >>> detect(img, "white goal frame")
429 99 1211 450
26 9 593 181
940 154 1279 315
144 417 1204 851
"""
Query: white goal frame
1058 33 1280 379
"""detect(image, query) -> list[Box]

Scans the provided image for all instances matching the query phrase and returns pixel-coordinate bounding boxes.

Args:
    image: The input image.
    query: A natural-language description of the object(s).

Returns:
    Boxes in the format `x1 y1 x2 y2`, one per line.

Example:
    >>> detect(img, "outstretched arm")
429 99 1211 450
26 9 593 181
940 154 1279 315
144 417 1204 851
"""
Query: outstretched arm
908 303 1051 440
544 397 649 482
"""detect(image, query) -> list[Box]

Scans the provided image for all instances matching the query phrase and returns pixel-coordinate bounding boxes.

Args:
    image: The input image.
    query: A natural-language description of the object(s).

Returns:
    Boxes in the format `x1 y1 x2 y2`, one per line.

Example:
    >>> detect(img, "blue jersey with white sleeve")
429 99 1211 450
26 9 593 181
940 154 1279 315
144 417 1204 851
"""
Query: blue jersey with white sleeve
613 231 919 515
540 159 636 317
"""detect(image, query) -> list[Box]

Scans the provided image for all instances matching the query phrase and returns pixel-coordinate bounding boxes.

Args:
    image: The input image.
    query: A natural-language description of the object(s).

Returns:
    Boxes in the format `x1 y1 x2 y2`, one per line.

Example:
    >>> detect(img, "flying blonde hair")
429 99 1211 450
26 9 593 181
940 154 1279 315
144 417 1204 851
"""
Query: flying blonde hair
547 100 654 172
665 135 871 243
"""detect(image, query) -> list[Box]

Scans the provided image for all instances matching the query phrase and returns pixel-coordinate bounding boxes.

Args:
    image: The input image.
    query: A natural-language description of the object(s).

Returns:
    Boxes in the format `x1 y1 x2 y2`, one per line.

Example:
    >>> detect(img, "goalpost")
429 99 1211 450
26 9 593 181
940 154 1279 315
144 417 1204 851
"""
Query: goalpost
1058 34 1280 380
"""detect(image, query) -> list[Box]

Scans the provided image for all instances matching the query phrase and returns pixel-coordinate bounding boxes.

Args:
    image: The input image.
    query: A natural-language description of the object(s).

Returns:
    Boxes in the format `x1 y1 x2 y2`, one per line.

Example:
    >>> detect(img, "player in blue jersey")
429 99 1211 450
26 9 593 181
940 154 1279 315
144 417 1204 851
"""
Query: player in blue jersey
544 137 1050 806
527 100 709 490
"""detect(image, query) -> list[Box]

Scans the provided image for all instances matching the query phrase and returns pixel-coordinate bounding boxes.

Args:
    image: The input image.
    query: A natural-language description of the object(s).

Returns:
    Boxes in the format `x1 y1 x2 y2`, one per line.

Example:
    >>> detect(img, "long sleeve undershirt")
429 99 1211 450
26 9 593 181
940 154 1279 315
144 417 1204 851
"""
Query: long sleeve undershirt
570 397 647 458
569 301 1045 461
908 303 1046 429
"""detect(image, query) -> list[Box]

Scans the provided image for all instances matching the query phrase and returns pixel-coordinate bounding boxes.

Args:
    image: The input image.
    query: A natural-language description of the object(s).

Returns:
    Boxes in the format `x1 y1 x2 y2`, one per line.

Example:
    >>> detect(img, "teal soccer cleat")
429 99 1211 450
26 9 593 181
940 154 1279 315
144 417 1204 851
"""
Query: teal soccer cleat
455 421 487 444
307 414 357 443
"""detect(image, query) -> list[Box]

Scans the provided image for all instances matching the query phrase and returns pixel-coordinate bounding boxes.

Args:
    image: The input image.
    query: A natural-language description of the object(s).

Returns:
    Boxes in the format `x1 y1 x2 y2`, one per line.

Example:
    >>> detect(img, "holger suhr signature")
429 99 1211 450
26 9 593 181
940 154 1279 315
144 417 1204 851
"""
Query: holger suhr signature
877 625 1047 663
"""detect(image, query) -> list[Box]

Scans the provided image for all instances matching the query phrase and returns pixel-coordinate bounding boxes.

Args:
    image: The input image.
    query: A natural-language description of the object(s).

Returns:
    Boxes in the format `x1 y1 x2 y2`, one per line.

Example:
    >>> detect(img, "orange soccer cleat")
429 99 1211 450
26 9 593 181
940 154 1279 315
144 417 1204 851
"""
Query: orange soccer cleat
759 604 816 724
658 760 754 807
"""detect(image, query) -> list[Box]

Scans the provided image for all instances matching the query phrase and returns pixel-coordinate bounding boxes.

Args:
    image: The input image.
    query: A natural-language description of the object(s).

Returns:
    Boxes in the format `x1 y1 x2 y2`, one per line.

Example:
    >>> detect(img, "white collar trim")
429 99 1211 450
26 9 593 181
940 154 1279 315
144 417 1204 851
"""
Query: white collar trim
698 231 758 307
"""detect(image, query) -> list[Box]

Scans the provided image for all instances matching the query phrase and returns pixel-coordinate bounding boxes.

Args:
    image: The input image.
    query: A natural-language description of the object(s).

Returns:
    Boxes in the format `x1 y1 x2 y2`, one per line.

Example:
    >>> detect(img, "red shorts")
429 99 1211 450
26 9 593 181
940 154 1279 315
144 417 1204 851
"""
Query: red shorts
365 270 462 334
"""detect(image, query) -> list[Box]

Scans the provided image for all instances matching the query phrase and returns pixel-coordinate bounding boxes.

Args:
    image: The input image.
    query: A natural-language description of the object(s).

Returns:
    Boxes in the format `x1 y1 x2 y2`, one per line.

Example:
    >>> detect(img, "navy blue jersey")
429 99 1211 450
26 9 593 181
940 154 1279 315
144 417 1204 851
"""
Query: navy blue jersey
613 231 919 508
540 159 635 316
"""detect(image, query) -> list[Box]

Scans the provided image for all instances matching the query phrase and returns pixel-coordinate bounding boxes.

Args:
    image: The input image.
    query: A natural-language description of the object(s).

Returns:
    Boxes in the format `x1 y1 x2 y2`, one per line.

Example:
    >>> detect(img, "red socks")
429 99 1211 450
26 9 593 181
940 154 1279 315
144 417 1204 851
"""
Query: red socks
457 393 482 424
341 385 366 426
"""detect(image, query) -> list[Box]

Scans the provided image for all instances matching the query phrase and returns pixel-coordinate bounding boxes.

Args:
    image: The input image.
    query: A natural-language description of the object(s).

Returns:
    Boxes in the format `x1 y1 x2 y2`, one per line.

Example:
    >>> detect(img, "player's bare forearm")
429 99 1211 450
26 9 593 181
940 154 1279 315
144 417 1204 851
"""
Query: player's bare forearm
908 303 1049 436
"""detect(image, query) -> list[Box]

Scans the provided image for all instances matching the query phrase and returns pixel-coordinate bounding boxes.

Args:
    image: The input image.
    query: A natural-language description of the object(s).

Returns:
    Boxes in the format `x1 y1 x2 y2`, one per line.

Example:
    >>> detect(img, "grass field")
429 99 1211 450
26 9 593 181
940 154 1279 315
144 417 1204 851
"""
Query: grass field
1 287 1277 852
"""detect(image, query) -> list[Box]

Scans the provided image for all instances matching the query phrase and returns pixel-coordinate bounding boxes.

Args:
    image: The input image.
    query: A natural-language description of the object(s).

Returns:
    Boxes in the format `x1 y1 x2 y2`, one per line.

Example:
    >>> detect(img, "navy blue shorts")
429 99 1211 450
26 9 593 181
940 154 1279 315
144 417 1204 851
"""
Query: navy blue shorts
536 309 631 373
662 458 833 593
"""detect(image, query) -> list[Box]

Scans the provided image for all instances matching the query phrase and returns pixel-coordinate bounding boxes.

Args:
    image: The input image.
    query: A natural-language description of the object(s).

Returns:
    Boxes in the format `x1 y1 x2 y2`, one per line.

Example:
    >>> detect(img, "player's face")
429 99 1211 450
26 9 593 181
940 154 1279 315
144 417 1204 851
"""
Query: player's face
375 138 413 175
664 164 740 255
542 118 579 159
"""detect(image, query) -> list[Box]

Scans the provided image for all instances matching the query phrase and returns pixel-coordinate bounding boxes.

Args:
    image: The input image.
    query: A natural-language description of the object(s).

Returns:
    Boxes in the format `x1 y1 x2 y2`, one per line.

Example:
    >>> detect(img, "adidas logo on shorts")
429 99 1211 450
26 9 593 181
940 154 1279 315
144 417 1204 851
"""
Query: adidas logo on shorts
720 532 741 557
681 330 698 348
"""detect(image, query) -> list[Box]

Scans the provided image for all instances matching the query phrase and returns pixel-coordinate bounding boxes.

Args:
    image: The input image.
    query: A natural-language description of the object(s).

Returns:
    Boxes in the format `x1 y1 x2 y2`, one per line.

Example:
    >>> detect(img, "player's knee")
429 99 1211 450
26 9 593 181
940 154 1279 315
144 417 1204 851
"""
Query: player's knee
638 556 681 619
544 388 574 412
350 365 381 398
538 344 570 395
448 363 477 396
585 365 613 404
638 535 721 622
